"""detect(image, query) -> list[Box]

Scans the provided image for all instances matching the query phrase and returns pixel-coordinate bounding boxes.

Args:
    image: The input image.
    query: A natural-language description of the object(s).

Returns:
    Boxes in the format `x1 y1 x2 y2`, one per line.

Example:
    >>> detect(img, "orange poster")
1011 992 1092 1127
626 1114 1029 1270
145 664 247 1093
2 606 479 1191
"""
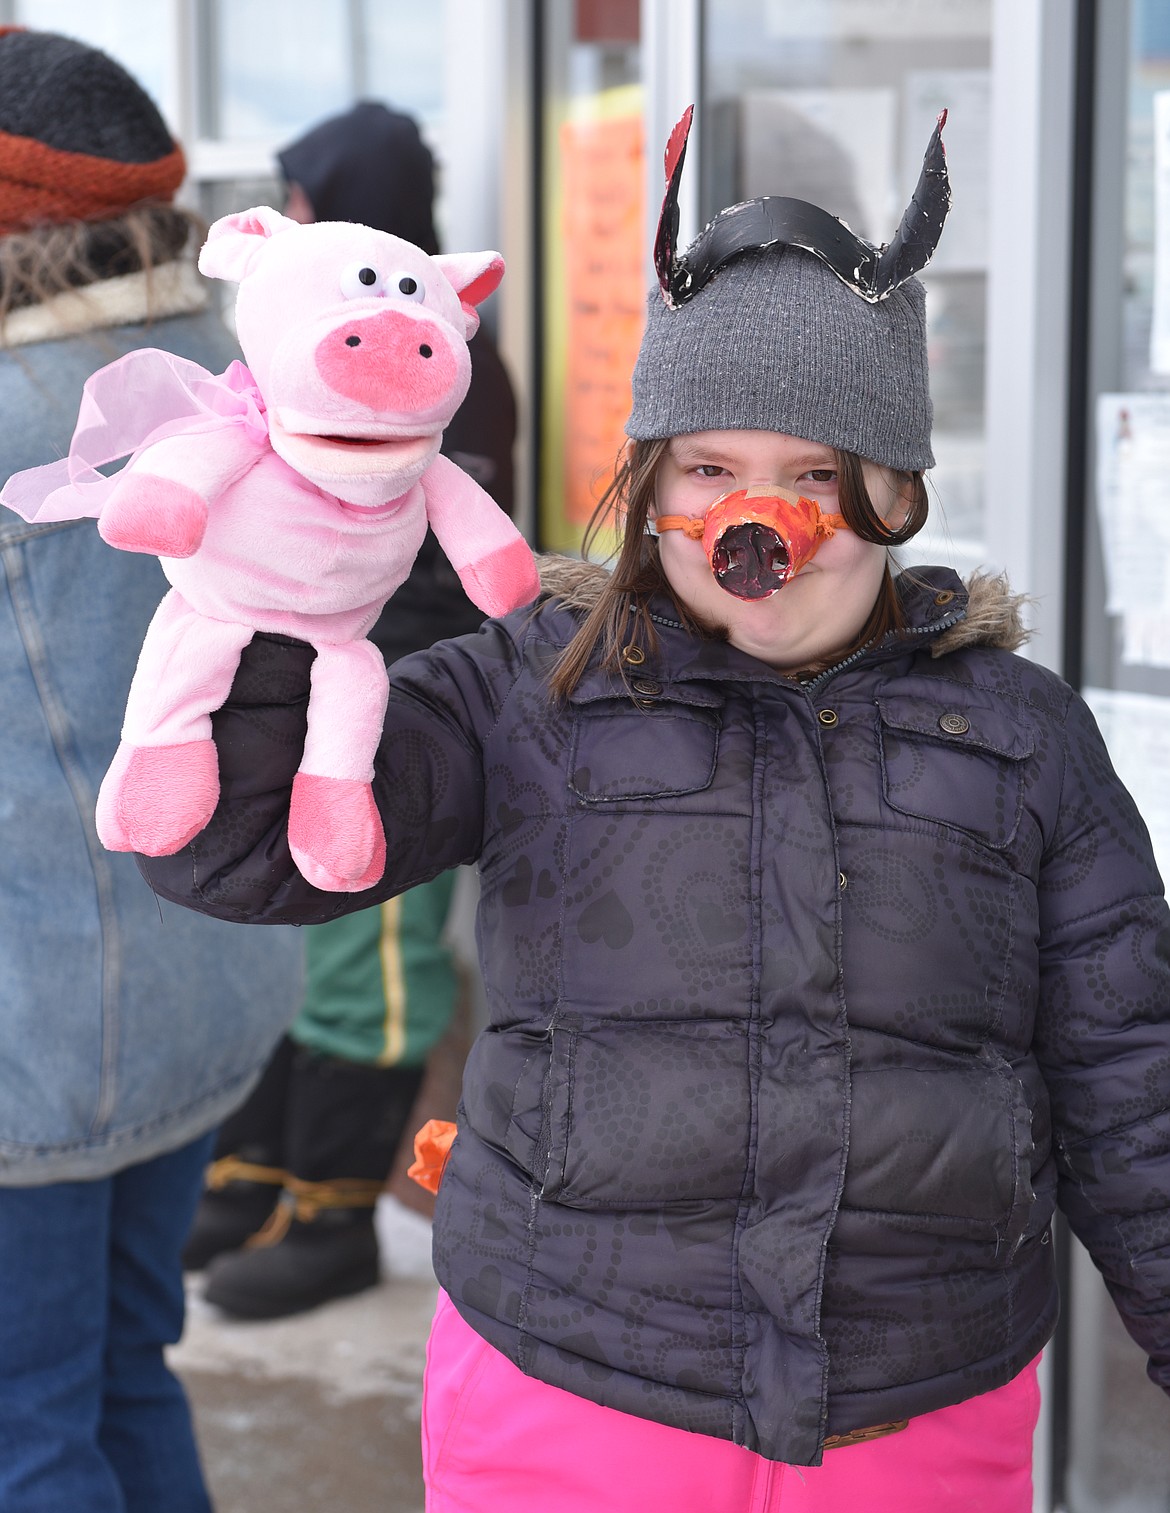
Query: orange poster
558 109 646 529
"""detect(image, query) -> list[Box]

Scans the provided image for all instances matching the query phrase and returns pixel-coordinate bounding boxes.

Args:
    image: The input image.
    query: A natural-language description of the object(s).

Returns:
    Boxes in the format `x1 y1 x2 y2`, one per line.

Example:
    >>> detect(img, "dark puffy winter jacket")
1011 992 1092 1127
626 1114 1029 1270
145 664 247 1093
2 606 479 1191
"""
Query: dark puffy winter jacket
139 561 1170 1465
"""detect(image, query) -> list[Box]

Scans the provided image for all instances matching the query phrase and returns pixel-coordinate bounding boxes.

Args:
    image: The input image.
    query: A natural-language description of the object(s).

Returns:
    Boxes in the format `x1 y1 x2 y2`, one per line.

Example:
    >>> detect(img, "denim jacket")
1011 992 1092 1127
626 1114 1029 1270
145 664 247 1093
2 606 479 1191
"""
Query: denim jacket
0 267 301 1184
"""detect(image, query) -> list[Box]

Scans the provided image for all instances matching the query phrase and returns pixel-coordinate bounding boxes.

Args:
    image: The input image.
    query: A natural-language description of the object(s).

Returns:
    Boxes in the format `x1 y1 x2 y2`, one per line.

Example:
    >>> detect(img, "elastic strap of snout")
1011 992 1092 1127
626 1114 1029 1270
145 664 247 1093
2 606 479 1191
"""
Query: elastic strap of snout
654 509 847 541
652 514 706 539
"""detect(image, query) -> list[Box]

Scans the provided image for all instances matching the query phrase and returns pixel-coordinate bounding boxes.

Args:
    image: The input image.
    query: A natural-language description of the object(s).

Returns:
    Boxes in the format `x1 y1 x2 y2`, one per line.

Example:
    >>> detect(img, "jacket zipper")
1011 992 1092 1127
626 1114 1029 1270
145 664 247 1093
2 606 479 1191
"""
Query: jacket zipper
642 600 967 692
798 608 965 695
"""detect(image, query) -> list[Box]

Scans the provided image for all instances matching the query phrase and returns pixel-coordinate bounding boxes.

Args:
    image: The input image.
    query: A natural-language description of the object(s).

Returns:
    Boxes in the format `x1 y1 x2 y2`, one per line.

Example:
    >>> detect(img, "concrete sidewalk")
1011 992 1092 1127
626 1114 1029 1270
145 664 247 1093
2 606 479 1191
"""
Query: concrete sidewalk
171 1196 437 1513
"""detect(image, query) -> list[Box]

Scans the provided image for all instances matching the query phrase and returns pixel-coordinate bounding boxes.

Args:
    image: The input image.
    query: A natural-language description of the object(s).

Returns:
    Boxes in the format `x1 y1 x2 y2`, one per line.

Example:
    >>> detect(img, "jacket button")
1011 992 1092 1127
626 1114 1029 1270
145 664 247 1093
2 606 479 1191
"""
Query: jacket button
631 678 661 697
818 709 839 727
621 644 646 665
633 697 657 710
934 590 956 605
838 871 848 890
939 712 969 735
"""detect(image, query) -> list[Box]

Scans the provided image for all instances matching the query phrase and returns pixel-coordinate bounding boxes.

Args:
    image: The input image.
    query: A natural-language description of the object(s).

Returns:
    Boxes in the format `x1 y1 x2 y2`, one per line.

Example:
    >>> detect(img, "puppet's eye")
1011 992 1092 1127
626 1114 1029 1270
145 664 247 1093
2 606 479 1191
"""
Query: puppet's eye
391 272 426 303
339 263 385 299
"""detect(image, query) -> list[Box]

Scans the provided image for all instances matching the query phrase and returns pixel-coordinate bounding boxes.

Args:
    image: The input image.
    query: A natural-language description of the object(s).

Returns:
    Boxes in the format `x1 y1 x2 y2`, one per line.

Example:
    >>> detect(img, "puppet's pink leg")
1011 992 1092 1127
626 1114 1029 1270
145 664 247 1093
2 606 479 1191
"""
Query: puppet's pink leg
97 590 255 855
288 639 389 892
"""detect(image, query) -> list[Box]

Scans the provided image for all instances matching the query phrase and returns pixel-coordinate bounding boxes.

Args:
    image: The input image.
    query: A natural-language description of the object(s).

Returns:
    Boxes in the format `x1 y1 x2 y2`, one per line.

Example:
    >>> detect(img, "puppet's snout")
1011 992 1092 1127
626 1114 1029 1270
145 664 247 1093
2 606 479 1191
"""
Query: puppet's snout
315 309 460 413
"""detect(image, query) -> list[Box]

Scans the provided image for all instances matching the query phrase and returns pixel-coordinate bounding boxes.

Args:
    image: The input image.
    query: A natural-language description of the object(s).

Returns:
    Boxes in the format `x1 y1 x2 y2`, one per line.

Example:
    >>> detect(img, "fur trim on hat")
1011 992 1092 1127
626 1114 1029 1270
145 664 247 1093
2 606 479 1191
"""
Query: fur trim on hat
0 130 185 232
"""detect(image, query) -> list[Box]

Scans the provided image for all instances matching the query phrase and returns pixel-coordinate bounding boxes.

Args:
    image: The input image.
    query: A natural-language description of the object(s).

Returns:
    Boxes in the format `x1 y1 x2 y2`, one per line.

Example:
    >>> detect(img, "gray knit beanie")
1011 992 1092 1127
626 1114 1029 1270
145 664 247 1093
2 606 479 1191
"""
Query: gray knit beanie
626 245 934 471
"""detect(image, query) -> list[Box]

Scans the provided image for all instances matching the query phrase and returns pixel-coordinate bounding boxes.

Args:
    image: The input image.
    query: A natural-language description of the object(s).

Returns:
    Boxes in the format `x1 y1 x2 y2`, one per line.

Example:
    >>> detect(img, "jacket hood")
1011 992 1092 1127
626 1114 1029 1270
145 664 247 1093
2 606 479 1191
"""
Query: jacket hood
277 101 439 254
534 553 1032 656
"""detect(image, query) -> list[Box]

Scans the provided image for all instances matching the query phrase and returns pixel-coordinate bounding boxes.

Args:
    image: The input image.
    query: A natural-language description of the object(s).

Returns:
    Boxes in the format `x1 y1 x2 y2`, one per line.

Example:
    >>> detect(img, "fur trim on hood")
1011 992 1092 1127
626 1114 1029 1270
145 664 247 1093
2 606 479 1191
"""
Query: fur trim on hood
1 259 209 348
534 554 1032 655
931 570 1031 655
536 552 608 609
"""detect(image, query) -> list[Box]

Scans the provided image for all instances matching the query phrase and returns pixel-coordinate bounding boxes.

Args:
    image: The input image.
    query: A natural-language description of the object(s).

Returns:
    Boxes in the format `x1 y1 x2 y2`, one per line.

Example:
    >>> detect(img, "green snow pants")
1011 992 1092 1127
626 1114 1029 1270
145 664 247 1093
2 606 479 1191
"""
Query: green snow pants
290 871 459 1068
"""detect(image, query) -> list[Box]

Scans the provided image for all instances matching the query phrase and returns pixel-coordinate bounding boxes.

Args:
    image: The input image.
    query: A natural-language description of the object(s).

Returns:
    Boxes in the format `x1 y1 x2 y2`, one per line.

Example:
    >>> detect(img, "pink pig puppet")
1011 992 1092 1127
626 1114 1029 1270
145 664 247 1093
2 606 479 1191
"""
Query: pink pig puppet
0 207 540 892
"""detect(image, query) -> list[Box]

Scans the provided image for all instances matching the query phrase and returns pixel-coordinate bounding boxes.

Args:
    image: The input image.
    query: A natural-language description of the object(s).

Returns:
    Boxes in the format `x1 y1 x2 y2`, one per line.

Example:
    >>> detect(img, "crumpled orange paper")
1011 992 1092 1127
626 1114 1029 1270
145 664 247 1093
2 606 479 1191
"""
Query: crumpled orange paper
407 1118 457 1195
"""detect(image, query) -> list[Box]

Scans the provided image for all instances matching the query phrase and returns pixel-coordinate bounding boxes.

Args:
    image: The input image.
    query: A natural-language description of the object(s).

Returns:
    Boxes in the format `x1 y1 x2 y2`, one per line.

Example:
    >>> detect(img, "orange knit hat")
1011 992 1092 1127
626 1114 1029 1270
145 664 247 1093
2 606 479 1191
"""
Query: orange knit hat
0 27 185 234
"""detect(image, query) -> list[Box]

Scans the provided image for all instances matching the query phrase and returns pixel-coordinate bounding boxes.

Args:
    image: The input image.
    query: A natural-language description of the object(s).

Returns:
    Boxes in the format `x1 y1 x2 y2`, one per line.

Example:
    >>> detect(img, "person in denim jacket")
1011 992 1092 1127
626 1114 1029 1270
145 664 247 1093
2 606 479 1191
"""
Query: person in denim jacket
0 30 300 1513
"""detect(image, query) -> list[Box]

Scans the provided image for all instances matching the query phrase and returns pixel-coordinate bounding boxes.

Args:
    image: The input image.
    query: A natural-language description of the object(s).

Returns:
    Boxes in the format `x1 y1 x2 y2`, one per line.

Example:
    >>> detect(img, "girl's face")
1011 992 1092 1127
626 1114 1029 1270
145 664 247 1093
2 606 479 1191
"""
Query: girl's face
651 430 908 675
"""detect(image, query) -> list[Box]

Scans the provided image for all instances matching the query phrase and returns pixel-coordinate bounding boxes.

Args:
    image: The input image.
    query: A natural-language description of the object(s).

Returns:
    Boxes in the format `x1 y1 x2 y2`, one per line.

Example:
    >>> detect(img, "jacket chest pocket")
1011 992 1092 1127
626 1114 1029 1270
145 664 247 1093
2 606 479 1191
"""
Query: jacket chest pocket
569 700 721 804
877 684 1034 849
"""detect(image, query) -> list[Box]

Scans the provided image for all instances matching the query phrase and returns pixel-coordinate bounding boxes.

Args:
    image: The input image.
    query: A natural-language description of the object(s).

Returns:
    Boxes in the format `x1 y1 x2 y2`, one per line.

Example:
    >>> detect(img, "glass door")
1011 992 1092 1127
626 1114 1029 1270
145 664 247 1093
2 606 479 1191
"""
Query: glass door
1067 3 1170 1502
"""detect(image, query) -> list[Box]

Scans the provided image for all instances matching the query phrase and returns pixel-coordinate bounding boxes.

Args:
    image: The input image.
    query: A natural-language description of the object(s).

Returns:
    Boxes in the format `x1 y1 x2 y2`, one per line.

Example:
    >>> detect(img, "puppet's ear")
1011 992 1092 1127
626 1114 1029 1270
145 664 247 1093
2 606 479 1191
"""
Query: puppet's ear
198 206 296 283
432 251 505 337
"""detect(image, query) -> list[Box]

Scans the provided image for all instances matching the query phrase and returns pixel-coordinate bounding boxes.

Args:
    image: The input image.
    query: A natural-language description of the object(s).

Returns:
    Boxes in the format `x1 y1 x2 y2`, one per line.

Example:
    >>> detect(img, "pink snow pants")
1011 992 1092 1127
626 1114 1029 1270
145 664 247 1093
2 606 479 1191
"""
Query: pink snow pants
422 1291 1039 1513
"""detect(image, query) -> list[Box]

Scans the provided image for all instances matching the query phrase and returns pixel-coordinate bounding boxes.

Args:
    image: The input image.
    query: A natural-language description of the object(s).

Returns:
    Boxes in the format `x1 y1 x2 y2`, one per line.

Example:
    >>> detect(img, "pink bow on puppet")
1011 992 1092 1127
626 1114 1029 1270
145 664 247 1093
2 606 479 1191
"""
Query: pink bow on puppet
1 206 540 892
2 355 270 524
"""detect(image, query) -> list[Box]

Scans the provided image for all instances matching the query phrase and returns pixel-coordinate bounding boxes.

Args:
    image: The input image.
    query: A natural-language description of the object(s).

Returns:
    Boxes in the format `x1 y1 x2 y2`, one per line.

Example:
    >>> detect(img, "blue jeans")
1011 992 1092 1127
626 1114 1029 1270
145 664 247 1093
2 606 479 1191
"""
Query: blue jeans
0 1133 215 1513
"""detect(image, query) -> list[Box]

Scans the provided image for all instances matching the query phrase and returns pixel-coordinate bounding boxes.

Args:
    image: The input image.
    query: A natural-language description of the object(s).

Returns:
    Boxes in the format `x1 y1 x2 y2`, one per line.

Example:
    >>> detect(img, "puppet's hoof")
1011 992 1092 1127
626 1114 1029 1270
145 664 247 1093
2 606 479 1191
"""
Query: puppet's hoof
97 740 220 854
288 773 386 892
98 474 209 558
458 538 541 617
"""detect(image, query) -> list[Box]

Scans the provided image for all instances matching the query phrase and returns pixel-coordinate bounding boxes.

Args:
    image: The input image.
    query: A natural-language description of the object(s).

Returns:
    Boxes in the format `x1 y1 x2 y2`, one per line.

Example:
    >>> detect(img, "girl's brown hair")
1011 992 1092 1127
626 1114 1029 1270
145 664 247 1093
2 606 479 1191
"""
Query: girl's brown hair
549 439 928 700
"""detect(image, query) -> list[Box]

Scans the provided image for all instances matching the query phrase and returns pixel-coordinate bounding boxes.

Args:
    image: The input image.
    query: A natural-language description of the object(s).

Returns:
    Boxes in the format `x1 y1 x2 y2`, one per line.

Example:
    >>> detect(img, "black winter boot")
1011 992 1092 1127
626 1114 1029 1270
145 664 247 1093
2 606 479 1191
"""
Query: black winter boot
181 1034 295 1271
202 1049 424 1318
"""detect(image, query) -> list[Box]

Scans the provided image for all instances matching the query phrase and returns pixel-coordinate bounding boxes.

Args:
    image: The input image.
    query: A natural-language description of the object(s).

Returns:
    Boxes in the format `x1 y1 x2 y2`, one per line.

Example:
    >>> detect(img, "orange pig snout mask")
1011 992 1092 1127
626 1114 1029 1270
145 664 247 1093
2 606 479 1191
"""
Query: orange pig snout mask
652 486 846 600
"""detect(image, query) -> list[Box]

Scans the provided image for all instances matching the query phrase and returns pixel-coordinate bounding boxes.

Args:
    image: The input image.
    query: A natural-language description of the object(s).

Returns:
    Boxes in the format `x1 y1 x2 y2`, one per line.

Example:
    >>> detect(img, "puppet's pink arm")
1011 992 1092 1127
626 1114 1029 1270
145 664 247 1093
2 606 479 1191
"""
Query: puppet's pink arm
422 452 539 616
98 425 263 558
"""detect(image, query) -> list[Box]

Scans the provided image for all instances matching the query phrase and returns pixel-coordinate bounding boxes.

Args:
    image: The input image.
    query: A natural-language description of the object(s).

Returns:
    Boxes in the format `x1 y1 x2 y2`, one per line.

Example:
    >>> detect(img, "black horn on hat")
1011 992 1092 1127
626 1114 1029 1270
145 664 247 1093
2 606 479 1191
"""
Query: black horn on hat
653 106 952 308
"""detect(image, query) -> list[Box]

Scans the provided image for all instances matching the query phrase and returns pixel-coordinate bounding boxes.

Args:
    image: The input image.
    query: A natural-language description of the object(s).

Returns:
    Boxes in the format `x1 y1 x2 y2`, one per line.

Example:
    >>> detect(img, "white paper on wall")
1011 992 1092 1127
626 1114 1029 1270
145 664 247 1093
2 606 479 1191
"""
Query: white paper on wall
1083 686 1170 880
1095 393 1170 666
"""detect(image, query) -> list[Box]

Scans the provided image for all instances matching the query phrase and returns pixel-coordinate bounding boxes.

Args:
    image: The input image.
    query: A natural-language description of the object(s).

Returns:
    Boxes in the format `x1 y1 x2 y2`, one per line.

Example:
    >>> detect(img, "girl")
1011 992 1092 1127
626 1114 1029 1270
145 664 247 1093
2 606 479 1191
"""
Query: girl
136 118 1170 1511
